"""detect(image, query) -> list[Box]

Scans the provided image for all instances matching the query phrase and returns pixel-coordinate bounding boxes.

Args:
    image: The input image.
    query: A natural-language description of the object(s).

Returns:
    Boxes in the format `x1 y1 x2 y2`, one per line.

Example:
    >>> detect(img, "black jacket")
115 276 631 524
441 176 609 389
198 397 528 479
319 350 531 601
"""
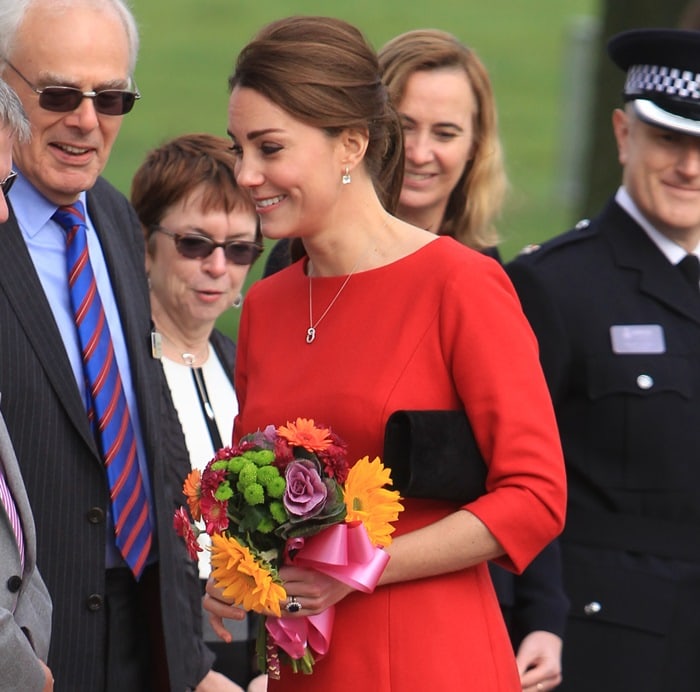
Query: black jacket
0 177 213 691
507 198 700 691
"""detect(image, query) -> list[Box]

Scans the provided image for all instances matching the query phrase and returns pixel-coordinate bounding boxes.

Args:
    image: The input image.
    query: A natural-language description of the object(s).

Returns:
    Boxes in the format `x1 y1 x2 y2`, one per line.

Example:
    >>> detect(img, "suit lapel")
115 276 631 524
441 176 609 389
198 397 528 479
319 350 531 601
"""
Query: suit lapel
1 179 161 492
603 202 700 327
0 210 98 453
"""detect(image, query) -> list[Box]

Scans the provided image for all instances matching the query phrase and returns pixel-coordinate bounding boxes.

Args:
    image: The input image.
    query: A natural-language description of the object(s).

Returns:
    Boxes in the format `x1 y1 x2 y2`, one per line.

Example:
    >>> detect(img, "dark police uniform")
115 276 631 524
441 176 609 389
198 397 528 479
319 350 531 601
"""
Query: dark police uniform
506 26 700 692
508 199 700 691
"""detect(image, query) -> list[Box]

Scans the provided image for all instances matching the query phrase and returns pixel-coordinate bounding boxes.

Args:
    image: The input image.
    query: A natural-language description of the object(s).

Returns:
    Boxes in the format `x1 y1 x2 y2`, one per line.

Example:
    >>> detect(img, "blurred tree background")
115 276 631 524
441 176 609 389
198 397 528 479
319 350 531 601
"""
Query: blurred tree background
110 0 599 264
106 0 700 337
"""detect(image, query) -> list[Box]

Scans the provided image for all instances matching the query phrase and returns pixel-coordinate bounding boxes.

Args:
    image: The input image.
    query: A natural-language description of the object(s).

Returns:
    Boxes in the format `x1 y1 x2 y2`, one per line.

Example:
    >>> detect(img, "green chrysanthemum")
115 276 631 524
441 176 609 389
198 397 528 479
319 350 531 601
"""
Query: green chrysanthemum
257 465 279 485
214 480 233 501
269 500 286 524
243 482 265 506
256 516 275 534
238 462 258 487
246 449 276 466
228 456 247 474
266 476 286 499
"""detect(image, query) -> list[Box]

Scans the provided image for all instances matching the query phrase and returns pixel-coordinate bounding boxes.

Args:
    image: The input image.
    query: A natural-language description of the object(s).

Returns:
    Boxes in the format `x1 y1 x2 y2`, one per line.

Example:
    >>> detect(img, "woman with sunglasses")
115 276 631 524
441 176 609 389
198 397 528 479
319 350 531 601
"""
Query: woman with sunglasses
131 132 265 692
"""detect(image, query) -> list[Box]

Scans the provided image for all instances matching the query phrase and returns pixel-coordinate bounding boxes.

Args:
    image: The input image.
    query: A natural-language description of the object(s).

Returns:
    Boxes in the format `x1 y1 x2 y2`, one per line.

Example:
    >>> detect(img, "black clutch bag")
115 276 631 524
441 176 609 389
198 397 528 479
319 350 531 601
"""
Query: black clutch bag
383 410 487 503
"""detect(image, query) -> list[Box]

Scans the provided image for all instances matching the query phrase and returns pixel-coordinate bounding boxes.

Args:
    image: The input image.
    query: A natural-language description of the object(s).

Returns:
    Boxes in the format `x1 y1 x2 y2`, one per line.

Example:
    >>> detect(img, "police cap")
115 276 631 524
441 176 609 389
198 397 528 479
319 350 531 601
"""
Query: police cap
608 28 700 136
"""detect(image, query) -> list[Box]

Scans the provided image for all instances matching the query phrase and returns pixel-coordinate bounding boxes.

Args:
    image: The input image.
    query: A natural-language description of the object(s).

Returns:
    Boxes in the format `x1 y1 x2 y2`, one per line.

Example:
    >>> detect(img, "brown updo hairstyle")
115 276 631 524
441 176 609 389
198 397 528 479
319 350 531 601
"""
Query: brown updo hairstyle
228 15 404 215
130 132 260 254
379 29 507 250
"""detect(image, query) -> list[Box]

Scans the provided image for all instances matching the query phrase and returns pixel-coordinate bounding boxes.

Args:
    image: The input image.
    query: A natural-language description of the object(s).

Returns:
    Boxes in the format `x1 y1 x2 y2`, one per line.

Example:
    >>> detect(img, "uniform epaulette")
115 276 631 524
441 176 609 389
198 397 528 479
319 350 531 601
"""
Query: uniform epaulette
515 218 595 259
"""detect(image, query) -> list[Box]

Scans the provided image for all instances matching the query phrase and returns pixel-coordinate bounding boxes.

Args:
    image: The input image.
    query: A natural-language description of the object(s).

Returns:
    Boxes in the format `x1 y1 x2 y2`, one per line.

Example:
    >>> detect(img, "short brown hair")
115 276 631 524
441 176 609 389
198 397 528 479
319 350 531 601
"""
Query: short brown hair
130 132 256 239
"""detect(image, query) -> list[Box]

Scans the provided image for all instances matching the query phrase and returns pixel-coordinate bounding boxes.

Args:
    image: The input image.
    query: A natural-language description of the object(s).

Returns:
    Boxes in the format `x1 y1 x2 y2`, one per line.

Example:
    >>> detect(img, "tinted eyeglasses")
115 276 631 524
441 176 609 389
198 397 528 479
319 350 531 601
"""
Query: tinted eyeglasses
151 226 263 266
5 61 140 116
0 170 17 196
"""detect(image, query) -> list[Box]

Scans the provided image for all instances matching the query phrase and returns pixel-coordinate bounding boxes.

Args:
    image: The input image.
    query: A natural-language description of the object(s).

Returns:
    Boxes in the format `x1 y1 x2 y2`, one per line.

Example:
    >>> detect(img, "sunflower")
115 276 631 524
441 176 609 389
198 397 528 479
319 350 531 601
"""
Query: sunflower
276 417 333 453
343 456 404 547
210 534 287 617
182 468 202 520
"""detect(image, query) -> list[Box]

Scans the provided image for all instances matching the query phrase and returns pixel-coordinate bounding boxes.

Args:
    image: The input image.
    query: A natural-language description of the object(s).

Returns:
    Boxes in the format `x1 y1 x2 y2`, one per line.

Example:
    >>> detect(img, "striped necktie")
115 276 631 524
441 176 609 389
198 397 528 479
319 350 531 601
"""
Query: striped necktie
0 464 24 572
53 202 152 579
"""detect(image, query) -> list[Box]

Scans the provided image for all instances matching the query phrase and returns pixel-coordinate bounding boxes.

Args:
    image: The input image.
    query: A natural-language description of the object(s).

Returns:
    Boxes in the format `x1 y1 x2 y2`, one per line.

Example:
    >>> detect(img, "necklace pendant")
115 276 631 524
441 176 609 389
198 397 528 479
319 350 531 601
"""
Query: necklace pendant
306 327 316 344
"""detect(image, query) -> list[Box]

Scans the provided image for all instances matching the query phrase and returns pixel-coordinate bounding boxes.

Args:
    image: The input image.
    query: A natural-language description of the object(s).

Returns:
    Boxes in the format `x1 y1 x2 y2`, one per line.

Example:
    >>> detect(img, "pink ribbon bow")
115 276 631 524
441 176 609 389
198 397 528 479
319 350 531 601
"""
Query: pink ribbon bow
267 521 389 663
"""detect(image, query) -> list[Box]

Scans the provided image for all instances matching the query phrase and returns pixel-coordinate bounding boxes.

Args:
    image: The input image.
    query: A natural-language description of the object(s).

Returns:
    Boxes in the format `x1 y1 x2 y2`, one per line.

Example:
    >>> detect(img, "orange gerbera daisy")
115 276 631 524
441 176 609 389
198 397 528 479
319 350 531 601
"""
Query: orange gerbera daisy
276 417 333 453
344 456 404 548
182 468 202 520
210 534 287 616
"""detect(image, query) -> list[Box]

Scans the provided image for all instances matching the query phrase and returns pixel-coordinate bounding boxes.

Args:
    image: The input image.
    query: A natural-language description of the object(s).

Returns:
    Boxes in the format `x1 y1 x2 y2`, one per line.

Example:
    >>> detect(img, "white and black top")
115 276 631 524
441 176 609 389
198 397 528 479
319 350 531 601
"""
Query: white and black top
161 329 236 579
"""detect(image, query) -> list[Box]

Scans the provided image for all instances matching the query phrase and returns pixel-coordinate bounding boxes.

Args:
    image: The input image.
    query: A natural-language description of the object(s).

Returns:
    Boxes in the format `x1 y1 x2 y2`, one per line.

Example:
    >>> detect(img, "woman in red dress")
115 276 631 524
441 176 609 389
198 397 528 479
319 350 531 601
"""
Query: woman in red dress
205 16 566 691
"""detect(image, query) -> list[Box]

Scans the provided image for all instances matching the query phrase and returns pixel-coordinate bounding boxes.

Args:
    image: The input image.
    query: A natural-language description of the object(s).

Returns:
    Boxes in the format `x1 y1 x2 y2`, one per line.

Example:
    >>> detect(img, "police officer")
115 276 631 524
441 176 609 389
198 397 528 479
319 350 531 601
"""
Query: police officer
507 28 700 692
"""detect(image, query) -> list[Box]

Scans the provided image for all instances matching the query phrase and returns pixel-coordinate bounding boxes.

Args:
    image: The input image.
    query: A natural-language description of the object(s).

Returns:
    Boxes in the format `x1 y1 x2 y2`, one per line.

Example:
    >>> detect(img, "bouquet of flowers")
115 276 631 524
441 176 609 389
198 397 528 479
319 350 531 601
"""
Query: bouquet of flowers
173 417 403 677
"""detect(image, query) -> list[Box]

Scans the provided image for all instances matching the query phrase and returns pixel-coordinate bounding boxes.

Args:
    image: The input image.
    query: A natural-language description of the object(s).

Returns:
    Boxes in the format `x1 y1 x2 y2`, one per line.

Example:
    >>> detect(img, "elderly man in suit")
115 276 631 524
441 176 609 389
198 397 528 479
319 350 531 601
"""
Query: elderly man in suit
508 28 700 692
0 1 237 690
0 77 52 692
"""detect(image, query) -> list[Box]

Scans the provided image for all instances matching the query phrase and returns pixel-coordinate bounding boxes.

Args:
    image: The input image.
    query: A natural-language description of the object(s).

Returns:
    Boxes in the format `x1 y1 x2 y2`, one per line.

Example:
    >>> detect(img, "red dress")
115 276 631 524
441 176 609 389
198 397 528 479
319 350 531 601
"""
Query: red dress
234 237 566 691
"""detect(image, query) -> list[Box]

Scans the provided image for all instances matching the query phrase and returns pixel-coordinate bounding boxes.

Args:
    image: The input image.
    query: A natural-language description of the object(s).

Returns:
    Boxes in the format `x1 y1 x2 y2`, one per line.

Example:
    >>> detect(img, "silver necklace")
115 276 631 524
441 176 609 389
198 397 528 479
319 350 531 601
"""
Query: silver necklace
154 326 209 366
306 248 371 344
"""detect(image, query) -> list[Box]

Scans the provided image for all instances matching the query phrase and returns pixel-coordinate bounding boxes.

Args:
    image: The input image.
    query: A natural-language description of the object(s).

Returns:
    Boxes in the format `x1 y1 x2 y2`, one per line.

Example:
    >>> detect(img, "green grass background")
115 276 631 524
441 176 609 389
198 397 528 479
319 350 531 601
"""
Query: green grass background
107 0 599 338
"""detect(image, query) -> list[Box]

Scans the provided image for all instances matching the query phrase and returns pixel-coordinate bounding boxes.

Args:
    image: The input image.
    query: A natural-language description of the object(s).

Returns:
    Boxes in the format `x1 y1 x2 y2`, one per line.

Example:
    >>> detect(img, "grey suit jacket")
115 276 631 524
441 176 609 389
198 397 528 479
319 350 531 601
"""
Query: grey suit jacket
0 402 52 691
0 177 213 691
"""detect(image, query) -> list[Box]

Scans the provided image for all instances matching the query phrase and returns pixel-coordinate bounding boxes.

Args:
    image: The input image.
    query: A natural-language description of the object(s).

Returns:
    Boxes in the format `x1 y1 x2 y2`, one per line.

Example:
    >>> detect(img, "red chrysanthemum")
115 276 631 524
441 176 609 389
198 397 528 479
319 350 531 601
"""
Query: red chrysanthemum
173 507 202 561
317 431 350 484
214 445 238 461
272 436 296 471
201 465 227 494
200 491 230 535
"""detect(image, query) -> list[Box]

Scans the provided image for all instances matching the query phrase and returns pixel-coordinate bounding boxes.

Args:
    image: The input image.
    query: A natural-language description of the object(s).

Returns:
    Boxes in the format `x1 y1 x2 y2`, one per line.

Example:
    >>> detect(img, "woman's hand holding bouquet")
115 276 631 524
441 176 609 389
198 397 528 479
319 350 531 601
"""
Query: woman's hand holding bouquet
176 418 403 677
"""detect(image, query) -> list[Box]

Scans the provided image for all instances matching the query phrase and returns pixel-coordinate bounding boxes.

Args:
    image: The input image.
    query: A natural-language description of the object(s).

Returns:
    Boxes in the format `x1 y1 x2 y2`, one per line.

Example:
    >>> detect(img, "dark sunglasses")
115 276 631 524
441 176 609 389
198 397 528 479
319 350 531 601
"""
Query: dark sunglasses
0 170 17 196
5 61 140 116
151 225 263 266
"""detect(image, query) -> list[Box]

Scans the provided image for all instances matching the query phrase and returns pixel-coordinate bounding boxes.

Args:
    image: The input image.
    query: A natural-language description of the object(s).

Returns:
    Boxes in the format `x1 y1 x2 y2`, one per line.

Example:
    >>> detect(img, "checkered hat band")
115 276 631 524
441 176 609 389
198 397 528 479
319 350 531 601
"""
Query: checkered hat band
625 64 700 100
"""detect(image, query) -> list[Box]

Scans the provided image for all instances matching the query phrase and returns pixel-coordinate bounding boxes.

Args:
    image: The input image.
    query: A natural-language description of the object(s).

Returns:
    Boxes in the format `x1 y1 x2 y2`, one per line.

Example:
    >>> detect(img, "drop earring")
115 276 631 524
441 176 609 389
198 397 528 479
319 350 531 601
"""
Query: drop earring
232 294 243 309
342 166 351 185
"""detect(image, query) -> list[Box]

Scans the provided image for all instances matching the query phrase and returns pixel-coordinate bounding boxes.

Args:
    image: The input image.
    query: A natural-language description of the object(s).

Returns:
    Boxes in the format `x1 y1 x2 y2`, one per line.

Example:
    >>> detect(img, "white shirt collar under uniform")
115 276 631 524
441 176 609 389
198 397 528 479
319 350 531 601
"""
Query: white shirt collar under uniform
615 186 700 264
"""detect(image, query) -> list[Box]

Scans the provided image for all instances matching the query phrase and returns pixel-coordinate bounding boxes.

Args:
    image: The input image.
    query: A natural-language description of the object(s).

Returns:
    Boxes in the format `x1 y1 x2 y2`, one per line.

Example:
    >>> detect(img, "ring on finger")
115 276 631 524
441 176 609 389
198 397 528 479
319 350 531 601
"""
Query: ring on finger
285 595 302 613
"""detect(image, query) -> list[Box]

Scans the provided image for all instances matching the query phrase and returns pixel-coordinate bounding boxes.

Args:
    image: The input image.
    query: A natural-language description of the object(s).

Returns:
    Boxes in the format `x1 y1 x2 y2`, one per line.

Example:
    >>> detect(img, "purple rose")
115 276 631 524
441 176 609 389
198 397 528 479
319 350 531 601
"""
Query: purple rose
283 459 328 519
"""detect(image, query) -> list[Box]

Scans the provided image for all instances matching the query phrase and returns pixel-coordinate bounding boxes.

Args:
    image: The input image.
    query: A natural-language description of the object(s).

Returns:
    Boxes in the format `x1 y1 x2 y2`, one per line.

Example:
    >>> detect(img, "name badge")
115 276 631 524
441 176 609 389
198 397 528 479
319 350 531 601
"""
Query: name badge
610 324 665 354
150 330 163 359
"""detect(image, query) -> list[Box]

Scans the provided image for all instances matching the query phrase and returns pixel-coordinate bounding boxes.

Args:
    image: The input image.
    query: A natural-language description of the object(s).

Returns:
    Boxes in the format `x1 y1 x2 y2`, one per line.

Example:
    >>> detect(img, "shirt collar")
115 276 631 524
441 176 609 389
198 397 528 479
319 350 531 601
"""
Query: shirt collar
615 186 700 265
9 171 88 238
